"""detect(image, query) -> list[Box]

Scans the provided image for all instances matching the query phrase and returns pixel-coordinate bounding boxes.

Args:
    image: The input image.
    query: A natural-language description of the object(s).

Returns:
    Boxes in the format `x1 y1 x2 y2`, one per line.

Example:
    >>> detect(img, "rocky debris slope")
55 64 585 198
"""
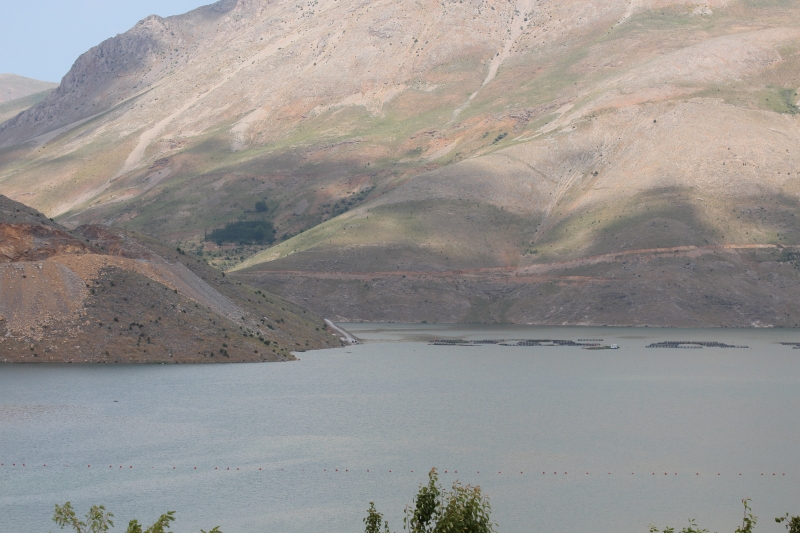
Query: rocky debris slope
0 195 338 363
73 225 255 325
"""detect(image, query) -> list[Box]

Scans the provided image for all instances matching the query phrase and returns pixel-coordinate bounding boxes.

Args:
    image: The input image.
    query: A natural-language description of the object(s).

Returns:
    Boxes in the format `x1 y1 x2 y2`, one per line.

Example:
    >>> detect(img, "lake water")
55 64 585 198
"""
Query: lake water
1 325 799 533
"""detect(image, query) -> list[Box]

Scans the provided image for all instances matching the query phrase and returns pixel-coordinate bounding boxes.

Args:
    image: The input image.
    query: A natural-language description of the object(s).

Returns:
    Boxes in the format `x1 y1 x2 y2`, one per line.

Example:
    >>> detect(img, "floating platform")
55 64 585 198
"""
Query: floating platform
584 344 619 350
430 339 602 347
428 340 480 346
646 341 749 349
500 340 601 347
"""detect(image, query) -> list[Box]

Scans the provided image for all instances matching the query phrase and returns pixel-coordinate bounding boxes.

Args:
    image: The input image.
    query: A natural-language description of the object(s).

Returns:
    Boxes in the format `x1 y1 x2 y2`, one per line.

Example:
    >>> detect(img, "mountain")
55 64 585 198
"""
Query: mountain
0 195 339 363
0 74 57 103
1 0 799 326
0 74 57 123
0 91 54 125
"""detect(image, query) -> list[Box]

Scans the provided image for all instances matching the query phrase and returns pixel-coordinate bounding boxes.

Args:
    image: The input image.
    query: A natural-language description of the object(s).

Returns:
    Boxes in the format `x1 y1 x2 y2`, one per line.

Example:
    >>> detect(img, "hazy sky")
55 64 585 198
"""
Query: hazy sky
1 0 211 82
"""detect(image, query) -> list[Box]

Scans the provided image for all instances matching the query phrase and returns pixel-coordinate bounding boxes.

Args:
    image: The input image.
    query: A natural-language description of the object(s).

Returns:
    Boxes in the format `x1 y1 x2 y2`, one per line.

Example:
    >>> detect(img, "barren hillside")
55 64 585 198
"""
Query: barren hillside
1 0 799 326
0 74 57 103
0 74 58 124
0 195 339 363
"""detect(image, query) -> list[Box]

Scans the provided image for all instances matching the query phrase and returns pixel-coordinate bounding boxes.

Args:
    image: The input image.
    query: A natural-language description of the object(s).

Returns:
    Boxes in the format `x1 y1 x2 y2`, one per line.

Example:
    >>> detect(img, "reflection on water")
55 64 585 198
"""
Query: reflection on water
1 325 799 533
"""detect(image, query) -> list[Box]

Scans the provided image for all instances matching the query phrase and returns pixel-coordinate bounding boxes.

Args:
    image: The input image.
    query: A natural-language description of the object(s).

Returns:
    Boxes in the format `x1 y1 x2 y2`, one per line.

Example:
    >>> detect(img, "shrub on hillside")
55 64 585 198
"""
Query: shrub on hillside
205 220 275 245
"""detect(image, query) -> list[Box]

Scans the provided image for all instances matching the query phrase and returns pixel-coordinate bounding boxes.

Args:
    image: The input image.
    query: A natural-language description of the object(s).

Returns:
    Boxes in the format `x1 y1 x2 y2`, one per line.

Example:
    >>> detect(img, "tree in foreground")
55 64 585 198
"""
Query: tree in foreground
51 503 221 533
776 511 800 533
649 499 799 533
364 502 391 533
365 468 495 533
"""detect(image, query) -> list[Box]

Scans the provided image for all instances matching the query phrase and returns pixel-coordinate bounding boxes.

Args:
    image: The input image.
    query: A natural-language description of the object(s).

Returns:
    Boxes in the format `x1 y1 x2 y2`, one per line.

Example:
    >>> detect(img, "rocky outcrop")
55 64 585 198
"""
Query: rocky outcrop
0 195 339 362
0 224 92 262
0 194 94 262
0 16 180 145
0 1 236 146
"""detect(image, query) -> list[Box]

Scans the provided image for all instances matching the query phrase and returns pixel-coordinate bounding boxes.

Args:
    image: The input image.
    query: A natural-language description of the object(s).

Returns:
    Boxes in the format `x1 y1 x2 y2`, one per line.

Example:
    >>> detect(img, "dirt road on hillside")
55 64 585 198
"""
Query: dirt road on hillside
241 243 795 282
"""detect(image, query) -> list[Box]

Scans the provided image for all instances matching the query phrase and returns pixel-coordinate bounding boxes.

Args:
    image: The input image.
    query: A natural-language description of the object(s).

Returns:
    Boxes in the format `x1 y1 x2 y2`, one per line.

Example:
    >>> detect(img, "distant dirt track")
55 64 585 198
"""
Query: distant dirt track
243 243 796 281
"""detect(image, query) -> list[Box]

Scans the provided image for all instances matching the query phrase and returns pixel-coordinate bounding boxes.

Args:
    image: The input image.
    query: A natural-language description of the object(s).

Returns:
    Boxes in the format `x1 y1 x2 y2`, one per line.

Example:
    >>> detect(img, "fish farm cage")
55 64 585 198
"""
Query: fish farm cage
646 341 749 349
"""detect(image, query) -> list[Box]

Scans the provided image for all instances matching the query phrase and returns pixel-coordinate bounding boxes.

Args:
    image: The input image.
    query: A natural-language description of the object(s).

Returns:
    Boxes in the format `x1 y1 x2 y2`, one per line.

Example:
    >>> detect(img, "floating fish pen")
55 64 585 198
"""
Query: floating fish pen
779 342 800 347
578 339 604 342
501 340 600 347
429 339 475 346
584 344 620 350
646 341 749 349
430 339 602 347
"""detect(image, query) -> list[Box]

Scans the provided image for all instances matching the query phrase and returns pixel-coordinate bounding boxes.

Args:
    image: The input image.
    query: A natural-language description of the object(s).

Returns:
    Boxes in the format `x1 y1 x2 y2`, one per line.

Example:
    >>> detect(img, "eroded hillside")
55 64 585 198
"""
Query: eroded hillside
0 196 339 363
1 0 799 326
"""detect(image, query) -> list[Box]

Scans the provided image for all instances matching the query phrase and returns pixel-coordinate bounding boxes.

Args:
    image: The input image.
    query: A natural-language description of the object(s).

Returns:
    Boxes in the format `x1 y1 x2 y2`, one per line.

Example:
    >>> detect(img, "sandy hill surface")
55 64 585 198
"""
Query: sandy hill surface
0 195 339 363
0 74 57 104
1 0 800 326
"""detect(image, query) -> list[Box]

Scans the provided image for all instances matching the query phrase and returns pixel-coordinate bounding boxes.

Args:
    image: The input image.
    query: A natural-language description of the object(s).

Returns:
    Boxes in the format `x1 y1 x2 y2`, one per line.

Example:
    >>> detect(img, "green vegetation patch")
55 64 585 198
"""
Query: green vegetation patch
206 220 276 245
697 84 800 115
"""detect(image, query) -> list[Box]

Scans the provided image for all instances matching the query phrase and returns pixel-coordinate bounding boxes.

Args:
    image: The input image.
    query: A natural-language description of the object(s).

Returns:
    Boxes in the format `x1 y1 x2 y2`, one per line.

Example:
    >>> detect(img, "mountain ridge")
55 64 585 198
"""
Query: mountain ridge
0 74 57 104
1 0 800 326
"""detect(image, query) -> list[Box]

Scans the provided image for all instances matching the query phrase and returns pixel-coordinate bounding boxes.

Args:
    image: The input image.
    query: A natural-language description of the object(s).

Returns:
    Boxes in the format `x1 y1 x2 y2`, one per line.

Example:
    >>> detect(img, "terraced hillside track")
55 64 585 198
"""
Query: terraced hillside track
235 241 800 326
238 243 800 281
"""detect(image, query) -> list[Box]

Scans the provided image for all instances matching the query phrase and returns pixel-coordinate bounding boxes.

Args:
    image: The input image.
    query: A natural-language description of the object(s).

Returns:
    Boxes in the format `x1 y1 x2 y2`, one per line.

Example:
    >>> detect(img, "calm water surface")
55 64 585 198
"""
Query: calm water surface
1 325 799 533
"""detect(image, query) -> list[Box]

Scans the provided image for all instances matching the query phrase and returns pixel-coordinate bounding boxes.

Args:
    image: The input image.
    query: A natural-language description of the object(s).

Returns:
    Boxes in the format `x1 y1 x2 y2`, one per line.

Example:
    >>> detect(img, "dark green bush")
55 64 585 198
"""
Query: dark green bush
205 220 275 245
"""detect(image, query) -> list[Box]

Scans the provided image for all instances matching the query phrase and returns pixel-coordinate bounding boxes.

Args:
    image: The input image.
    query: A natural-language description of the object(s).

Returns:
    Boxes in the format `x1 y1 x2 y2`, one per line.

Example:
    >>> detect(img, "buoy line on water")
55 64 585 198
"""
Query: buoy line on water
0 463 792 478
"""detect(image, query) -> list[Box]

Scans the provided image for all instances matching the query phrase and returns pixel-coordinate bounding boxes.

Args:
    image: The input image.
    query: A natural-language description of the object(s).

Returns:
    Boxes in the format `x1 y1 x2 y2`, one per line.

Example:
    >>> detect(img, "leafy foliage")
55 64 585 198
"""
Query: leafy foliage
364 502 391 533
434 481 494 533
124 511 175 533
367 468 495 533
325 186 374 218
650 499 799 533
52 503 113 533
404 468 441 533
649 519 709 533
735 499 757 533
254 200 268 213
51 504 220 533
776 513 800 533
491 132 508 144
205 220 275 245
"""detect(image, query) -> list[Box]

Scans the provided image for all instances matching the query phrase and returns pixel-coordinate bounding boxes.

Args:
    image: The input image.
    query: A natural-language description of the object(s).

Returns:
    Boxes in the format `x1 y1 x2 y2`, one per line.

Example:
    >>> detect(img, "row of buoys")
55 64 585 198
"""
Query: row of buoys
0 463 788 476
